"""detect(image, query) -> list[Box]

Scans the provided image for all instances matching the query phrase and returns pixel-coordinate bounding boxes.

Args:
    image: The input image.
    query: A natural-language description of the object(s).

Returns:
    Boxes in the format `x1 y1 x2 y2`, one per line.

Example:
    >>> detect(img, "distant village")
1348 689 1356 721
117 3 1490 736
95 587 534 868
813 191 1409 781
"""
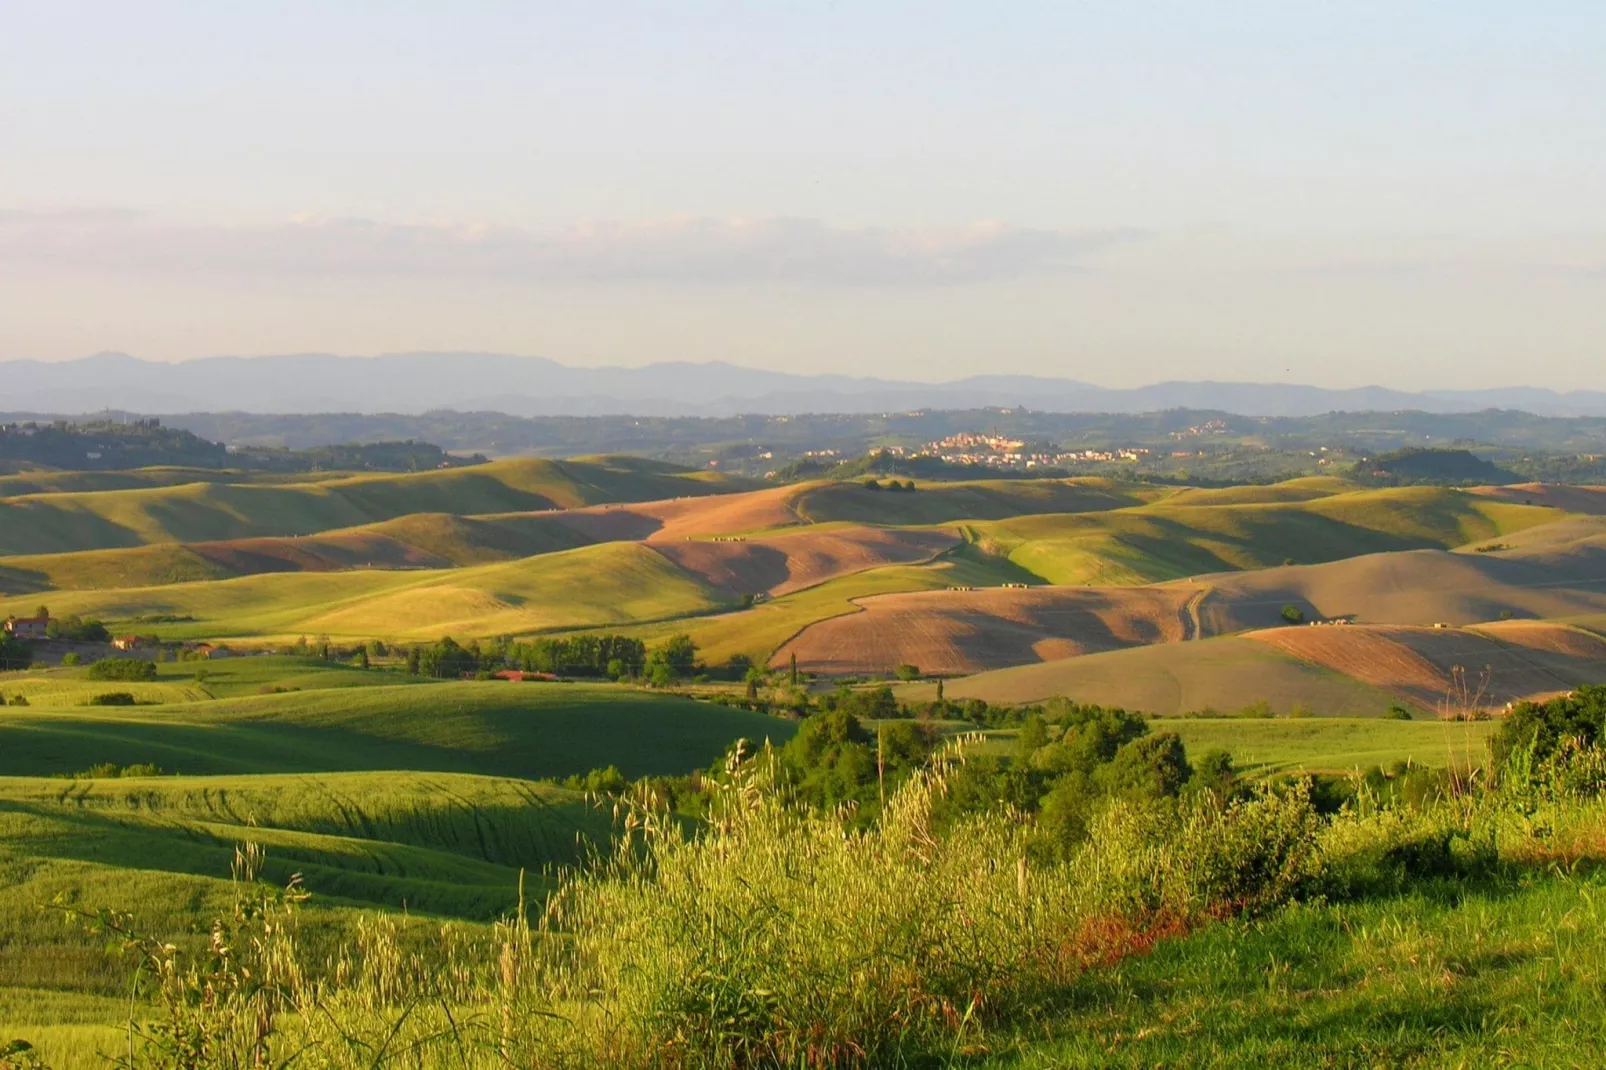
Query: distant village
873 432 1152 470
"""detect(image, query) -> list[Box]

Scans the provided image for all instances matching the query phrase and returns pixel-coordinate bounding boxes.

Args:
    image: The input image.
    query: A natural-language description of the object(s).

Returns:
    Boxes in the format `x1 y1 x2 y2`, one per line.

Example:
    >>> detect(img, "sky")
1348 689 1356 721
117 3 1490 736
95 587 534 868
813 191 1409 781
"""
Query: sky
1 1 1602 389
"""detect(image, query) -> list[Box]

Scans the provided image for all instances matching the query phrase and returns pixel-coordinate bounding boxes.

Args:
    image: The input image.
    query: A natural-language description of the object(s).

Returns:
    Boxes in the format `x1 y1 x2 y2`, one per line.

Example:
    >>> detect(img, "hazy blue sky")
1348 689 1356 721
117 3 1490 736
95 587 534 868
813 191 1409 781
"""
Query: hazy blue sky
2 2 1602 387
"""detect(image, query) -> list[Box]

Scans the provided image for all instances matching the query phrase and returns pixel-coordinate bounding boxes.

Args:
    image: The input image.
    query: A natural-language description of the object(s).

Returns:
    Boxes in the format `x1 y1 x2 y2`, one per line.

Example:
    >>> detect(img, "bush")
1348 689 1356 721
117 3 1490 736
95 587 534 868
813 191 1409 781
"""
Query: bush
1493 685 1606 771
893 663 921 682
60 652 81 667
1280 604 1305 625
45 614 110 643
530 748 1326 1067
86 658 158 682
0 636 31 672
85 692 138 706
70 761 166 778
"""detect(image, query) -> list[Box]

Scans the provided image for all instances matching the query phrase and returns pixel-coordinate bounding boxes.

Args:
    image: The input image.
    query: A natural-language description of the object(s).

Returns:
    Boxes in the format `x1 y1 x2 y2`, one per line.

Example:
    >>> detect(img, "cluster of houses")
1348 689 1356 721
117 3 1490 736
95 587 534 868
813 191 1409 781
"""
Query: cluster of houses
3 612 228 658
866 439 1152 471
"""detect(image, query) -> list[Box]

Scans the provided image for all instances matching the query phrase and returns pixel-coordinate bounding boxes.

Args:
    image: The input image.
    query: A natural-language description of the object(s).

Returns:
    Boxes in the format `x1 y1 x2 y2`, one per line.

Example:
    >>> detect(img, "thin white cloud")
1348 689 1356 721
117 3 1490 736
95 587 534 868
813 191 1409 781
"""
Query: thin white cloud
0 210 1137 286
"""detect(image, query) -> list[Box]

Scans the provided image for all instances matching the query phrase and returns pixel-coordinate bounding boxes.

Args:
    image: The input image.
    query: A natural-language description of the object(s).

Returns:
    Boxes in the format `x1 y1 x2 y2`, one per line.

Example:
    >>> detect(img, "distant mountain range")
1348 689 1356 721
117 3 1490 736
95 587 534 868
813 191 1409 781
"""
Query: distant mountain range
3 352 1604 418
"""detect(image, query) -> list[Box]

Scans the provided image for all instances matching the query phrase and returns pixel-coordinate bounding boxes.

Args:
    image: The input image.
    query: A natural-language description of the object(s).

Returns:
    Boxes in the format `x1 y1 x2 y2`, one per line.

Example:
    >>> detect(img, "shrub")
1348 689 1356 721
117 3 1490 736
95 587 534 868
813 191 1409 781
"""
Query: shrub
46 613 110 643
86 657 158 682
894 663 921 682
60 652 81 667
85 692 138 706
0 636 32 672
1492 685 1606 771
1280 604 1305 625
70 761 166 778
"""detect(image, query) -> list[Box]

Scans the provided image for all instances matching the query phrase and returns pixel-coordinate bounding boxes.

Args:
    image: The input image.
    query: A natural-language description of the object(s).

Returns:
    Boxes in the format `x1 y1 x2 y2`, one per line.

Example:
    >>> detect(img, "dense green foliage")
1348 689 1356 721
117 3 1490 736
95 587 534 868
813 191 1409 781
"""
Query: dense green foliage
1492 684 1606 768
84 658 157 682
1355 447 1520 486
0 418 481 474
0 634 30 671
44 614 110 643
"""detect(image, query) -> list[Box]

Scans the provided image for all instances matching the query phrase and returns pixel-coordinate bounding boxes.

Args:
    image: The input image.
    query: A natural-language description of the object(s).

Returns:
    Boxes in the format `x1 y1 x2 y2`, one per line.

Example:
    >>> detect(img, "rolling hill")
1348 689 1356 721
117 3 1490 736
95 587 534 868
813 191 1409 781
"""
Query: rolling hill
971 485 1559 586
924 634 1412 715
1249 621 1606 711
928 618 1606 716
772 583 1195 676
0 456 754 556
1196 537 1606 634
0 677 794 780
2 541 732 641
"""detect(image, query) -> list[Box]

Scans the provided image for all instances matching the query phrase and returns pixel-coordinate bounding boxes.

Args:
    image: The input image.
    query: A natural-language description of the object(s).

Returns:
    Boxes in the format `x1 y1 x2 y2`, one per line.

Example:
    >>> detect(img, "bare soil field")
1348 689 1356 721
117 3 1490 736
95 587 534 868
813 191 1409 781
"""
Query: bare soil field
1197 546 1606 634
190 531 449 574
652 526 958 597
1472 483 1606 515
922 635 1402 715
550 484 808 542
1248 622 1606 711
773 584 1193 676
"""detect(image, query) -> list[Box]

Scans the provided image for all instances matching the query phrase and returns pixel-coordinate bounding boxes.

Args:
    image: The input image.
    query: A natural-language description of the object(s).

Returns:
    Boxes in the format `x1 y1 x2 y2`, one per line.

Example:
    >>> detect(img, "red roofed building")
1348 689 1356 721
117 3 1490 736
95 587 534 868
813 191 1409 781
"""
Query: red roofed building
3 615 48 641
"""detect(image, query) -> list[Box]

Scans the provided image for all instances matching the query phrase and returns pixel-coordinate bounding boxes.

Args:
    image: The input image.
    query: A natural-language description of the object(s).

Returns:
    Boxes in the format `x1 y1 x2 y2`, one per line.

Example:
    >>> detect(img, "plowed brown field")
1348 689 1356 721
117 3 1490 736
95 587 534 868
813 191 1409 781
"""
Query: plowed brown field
1248 623 1606 711
190 532 448 574
551 484 807 542
652 526 958 597
1472 483 1606 515
773 584 1194 676
1197 546 1606 634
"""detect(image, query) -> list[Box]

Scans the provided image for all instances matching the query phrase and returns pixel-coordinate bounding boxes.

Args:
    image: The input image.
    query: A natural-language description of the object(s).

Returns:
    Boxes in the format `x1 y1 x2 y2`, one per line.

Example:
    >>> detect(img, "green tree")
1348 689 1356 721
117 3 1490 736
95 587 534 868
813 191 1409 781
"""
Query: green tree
1096 732 1193 800
1280 604 1305 625
1492 685 1606 770
417 637 476 679
659 634 699 677
1188 748 1237 801
894 664 921 682
1016 714 1050 760
0 636 31 671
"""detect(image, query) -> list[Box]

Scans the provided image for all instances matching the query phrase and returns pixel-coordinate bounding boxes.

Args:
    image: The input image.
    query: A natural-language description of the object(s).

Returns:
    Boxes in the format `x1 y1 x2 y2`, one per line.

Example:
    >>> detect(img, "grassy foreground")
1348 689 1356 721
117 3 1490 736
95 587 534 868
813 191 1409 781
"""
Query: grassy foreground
5 735 1598 1069
979 865 1606 1067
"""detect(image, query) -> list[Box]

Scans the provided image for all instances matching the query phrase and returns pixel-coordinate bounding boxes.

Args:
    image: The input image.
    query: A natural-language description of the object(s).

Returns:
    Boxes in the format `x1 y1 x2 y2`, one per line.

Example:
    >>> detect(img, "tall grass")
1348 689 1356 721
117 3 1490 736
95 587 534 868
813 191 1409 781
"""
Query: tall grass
25 739 1606 1069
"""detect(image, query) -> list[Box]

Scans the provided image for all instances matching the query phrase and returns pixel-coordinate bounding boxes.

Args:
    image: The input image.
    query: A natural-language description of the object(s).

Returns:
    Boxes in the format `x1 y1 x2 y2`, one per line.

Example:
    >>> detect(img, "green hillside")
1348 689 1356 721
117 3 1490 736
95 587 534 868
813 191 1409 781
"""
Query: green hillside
975 486 1559 585
0 767 612 1055
0 677 791 780
0 456 753 555
791 477 1165 525
1 540 731 640
0 466 358 497
0 510 606 593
